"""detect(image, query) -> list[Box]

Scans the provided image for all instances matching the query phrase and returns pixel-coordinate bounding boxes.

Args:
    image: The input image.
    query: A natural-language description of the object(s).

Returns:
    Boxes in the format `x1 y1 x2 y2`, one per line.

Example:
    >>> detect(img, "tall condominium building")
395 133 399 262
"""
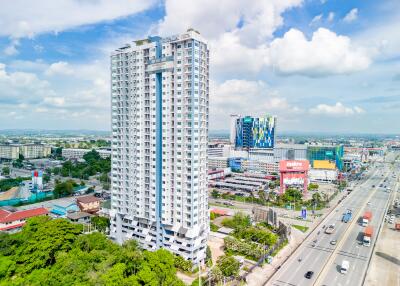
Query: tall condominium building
110 29 209 264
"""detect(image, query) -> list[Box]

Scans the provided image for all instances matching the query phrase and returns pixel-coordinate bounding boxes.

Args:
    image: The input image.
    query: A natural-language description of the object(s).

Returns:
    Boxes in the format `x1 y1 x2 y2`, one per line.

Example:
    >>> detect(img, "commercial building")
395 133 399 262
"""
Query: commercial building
110 30 209 264
208 157 229 169
76 195 101 214
307 144 344 170
0 145 20 160
62 148 111 160
231 115 277 149
19 144 51 159
274 144 307 162
279 160 309 194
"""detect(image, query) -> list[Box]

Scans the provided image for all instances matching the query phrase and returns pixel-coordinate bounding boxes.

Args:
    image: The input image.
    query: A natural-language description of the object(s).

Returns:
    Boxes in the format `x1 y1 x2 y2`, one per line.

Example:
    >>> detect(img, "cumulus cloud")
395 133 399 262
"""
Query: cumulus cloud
269 28 371 76
309 102 365 116
0 0 155 38
158 0 302 77
45 61 73 76
343 8 358 23
210 79 301 129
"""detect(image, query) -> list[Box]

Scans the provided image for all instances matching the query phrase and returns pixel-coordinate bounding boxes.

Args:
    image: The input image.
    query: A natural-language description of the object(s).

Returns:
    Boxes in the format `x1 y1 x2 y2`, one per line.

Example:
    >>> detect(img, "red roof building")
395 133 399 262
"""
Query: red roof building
76 195 101 214
0 207 49 232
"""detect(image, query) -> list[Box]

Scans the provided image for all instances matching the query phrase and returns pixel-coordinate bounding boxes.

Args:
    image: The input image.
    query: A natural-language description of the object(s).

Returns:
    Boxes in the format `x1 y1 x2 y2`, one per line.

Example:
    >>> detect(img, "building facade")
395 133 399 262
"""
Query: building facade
110 30 209 264
19 144 51 159
274 144 307 162
62 148 111 160
307 144 344 171
232 115 277 149
0 145 20 160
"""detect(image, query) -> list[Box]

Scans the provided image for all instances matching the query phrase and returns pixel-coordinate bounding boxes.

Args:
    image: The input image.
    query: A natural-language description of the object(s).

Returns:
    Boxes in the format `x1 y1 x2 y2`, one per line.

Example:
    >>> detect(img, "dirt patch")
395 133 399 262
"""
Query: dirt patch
0 186 19 200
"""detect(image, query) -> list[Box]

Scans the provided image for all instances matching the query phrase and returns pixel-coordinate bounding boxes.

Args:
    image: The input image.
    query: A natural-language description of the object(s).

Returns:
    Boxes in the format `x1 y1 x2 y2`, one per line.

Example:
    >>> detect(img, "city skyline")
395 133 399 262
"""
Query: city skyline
0 0 399 133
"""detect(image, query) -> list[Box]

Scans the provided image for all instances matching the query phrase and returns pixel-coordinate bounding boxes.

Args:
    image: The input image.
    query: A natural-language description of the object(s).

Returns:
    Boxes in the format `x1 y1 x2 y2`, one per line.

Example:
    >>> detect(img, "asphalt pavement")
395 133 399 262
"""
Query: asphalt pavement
266 154 396 286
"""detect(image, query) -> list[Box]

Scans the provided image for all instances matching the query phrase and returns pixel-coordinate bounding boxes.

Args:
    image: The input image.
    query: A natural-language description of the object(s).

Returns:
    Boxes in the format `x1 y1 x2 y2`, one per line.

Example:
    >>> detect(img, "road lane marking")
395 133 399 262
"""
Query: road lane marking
313 170 390 286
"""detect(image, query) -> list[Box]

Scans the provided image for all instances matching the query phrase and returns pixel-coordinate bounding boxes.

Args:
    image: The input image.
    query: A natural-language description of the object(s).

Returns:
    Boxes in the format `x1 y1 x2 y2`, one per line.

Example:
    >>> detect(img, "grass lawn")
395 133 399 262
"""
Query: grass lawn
292 224 309 232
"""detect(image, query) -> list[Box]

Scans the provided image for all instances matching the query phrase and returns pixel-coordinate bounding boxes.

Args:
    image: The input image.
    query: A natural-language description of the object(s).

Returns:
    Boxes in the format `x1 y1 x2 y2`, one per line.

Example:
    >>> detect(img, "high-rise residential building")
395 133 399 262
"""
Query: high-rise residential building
110 29 209 264
232 115 277 149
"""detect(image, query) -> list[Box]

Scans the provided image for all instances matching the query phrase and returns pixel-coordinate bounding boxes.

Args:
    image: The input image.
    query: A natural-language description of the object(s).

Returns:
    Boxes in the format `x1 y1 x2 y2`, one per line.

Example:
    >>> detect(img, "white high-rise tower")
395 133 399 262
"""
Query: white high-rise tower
110 29 209 264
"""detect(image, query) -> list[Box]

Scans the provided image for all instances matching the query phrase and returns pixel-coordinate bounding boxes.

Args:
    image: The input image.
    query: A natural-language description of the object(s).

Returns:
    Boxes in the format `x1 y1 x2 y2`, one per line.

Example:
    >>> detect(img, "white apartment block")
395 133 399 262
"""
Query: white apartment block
62 148 111 160
19 144 51 159
0 145 20 160
110 29 209 264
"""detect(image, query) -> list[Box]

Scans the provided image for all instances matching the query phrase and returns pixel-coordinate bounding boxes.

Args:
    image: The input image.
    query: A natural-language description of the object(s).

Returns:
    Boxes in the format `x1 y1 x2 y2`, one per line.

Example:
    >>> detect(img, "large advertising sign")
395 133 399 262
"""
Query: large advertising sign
282 173 306 185
279 160 309 172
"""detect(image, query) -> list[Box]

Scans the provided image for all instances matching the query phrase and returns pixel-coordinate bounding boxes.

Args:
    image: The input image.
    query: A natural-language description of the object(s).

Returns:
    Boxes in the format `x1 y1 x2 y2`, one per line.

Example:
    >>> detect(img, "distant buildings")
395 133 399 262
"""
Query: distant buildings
61 148 111 160
0 144 51 160
76 195 101 214
110 30 209 264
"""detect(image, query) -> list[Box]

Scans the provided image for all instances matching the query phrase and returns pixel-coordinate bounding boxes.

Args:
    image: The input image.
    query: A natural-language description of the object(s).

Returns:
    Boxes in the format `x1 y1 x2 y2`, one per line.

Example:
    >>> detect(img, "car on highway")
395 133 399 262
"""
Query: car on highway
305 271 314 279
330 240 337 245
367 201 371 205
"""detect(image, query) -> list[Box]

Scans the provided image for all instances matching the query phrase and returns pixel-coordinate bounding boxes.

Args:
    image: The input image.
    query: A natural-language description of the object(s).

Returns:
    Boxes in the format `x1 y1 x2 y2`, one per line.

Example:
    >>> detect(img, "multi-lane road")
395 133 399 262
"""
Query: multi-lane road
267 154 397 286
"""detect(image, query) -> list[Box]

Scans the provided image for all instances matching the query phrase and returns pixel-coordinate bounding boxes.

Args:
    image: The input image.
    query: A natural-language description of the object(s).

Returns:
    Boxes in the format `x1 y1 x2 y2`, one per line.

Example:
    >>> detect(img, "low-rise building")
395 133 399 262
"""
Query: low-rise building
62 148 111 160
20 144 51 159
76 195 101 214
0 207 49 232
67 211 93 224
0 145 20 160
208 157 229 169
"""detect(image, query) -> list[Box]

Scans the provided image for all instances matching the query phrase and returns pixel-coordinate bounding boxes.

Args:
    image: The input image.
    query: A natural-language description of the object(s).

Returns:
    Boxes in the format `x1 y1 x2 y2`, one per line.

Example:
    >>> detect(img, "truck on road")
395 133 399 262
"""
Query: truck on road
342 209 352 223
362 211 372 227
363 226 373 246
325 224 335 234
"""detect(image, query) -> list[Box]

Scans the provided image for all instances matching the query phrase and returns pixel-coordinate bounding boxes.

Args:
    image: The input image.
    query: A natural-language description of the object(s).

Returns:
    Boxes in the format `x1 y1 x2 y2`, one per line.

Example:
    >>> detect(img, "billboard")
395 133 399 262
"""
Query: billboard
279 160 310 172
282 173 306 185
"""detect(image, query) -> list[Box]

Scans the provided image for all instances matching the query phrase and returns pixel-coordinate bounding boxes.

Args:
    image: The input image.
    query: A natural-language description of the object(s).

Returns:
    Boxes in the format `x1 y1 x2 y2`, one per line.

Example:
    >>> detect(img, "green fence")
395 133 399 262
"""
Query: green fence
0 192 54 207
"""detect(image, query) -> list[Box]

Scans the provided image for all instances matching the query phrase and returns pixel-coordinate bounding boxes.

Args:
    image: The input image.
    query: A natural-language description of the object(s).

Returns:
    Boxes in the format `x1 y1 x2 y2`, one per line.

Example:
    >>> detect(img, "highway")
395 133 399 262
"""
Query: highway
266 154 396 286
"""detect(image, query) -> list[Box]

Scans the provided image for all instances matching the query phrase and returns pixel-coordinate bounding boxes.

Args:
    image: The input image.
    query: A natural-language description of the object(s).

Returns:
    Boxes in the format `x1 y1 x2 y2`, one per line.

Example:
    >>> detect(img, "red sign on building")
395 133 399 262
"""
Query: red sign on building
279 160 309 194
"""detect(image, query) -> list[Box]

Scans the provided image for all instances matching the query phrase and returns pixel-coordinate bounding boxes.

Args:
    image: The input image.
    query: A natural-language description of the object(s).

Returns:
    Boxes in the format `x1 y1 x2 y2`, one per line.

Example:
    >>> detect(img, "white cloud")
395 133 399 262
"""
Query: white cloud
43 96 65 107
210 79 301 129
0 0 155 38
327 12 335 22
310 14 323 26
309 102 365 116
45 61 73 76
158 0 302 77
3 39 20 56
343 8 358 23
269 28 371 76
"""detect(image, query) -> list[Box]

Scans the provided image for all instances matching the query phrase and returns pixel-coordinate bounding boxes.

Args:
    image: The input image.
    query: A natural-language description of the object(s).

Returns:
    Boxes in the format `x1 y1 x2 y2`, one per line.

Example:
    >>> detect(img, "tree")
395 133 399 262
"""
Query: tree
217 255 240 277
308 183 319 190
283 188 303 204
209 266 223 284
53 180 74 198
91 216 110 233
2 167 10 176
311 193 322 206
174 255 193 272
206 246 212 266
211 189 220 199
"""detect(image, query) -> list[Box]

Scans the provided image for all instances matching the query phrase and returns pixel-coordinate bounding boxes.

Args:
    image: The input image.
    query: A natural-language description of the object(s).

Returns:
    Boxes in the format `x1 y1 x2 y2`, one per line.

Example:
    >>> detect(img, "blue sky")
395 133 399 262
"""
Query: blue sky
0 0 399 133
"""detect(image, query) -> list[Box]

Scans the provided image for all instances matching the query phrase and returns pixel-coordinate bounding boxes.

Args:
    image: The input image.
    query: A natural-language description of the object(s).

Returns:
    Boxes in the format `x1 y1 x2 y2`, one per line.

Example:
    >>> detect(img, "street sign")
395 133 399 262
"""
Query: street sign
301 207 307 219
